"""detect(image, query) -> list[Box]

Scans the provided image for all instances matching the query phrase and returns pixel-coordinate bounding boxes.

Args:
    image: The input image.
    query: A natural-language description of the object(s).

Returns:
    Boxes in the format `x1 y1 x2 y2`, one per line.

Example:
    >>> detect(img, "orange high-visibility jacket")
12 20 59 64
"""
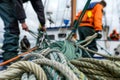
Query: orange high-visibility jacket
110 30 120 40
75 3 104 31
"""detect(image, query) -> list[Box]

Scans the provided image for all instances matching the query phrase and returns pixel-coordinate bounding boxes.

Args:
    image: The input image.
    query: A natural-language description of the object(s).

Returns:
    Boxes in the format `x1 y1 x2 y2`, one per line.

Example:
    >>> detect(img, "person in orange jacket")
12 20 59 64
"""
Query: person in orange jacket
110 29 120 41
75 0 106 57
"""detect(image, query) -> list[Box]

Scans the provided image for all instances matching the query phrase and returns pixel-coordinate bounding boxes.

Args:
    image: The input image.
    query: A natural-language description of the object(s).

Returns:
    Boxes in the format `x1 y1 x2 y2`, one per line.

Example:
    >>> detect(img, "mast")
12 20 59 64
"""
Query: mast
71 0 76 26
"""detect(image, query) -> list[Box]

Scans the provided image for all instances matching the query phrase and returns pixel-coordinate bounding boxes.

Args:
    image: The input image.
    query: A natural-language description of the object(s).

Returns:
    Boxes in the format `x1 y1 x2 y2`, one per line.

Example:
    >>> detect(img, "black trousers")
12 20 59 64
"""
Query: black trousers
0 2 20 61
78 26 98 57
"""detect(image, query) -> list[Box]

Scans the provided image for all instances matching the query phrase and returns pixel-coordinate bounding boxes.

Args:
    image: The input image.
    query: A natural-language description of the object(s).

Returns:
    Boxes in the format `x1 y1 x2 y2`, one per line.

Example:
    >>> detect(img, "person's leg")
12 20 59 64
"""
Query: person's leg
78 27 97 57
0 2 20 61
78 27 89 57
83 27 97 57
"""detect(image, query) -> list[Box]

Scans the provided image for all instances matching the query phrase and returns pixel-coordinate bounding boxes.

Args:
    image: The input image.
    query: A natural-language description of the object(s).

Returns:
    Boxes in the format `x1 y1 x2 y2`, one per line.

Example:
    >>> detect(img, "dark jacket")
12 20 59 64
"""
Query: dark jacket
12 0 45 26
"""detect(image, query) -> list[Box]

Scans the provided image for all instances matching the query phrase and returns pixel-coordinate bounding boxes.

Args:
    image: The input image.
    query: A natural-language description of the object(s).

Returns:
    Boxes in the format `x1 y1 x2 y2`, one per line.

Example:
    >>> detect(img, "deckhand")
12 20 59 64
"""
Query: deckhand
0 0 46 62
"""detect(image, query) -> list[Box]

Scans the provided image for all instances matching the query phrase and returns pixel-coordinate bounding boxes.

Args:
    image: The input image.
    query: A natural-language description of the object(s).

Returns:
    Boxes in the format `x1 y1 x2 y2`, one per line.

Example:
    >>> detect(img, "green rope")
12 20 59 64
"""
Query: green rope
50 40 82 60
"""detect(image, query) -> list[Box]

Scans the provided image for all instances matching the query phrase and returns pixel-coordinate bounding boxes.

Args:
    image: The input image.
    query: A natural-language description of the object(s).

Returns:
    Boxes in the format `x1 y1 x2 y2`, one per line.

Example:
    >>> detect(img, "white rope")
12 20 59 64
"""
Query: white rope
0 61 47 80
33 59 79 80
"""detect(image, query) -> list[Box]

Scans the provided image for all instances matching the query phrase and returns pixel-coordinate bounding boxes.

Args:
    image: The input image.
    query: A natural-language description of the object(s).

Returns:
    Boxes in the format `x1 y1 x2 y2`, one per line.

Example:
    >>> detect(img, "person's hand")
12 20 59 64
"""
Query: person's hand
96 31 102 39
72 33 77 39
21 22 28 31
40 25 46 32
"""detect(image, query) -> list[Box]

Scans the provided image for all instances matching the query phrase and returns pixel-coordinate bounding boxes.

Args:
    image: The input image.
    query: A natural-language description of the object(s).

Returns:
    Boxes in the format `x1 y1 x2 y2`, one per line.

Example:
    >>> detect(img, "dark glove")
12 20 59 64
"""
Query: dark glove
96 31 102 39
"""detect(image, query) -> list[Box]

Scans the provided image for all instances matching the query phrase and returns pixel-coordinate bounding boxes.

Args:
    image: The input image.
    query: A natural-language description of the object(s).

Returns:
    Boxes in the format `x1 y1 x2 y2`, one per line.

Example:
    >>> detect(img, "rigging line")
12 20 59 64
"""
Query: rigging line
116 0 120 33
67 0 91 40
57 0 71 35
44 0 50 13
55 0 70 27
43 0 48 18
110 1 114 30
44 0 50 24
55 0 69 26
43 0 49 10
104 9 107 26
58 0 71 27
43 0 47 6
55 0 60 26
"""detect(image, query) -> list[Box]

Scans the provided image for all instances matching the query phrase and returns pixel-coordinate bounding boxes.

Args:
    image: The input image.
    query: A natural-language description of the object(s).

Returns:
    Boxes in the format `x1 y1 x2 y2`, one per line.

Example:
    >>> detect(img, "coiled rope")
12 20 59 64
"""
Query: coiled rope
1 32 120 80
0 61 47 80
70 58 120 79
33 58 79 80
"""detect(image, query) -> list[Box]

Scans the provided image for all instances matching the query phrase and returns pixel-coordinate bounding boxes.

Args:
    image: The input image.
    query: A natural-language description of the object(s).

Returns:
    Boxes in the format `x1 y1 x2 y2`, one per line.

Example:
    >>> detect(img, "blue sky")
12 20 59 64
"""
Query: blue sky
0 0 120 42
